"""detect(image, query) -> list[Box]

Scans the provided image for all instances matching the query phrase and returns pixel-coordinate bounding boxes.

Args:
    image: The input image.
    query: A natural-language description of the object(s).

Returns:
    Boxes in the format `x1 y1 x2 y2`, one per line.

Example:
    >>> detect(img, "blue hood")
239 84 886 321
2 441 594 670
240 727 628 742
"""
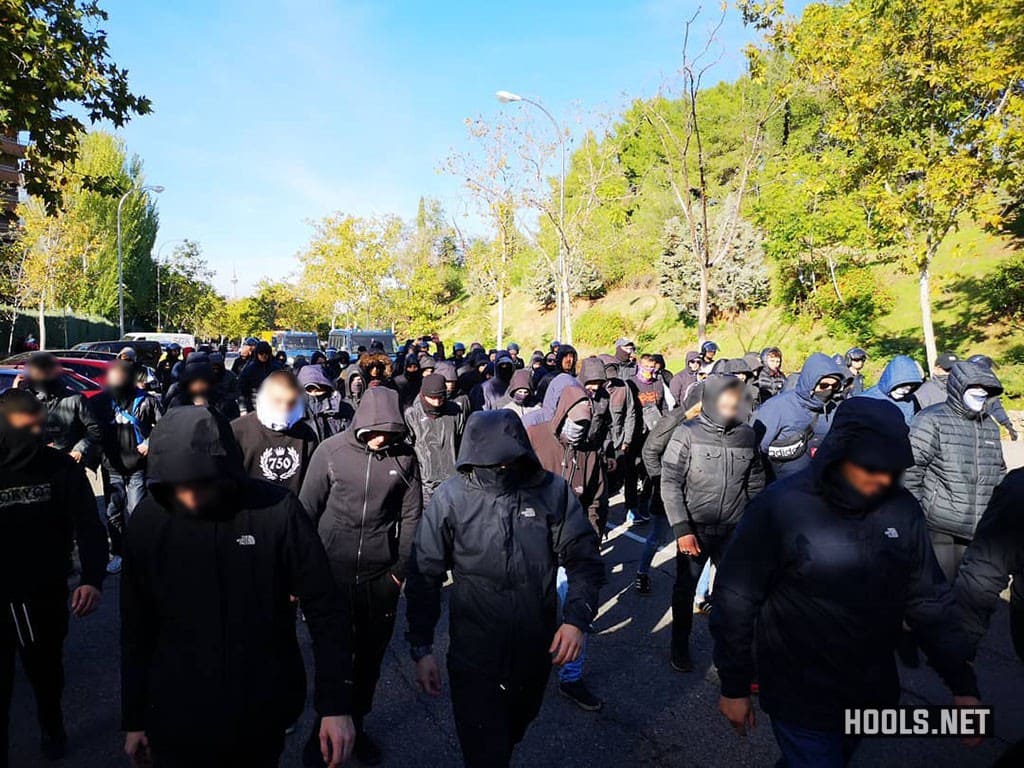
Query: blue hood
794 353 847 405
872 355 922 397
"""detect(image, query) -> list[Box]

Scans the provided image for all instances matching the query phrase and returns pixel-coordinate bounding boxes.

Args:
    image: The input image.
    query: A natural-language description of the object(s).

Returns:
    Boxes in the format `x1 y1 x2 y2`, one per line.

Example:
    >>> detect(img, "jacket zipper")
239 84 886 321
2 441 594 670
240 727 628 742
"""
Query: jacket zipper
717 427 728 526
355 451 372 584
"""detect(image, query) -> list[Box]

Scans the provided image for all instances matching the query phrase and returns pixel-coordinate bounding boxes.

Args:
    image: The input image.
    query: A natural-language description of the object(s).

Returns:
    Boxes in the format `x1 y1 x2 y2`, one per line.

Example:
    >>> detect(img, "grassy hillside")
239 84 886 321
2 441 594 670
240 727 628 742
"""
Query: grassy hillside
437 225 1024 407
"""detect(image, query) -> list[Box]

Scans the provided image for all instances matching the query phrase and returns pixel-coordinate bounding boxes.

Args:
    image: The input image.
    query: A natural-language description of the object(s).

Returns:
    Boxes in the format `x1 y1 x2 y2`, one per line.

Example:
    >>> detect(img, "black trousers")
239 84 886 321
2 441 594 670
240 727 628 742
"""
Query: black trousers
671 528 733 653
306 571 399 751
1 596 68 768
449 662 550 768
622 442 653 512
153 742 283 768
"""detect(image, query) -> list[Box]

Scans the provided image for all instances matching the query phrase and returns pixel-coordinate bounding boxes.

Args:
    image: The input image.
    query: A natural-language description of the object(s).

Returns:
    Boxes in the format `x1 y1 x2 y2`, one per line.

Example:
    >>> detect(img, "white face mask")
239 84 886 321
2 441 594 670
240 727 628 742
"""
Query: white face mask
256 396 305 431
890 385 914 400
962 387 989 413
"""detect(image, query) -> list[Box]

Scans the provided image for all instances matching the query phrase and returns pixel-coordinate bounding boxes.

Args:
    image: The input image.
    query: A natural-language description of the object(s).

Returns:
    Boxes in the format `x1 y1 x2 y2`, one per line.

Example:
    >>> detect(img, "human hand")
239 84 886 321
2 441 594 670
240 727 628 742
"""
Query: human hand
71 585 101 617
549 624 584 665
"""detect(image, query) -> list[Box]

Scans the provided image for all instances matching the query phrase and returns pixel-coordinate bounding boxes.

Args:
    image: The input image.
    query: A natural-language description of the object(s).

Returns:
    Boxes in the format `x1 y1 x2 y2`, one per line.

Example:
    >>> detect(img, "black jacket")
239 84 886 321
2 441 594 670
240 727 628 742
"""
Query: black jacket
237 354 283 413
955 468 1024 660
21 379 102 462
660 377 765 538
404 395 465 498
405 410 604 682
91 387 161 475
299 387 422 585
120 407 352 752
710 398 978 730
0 425 107 604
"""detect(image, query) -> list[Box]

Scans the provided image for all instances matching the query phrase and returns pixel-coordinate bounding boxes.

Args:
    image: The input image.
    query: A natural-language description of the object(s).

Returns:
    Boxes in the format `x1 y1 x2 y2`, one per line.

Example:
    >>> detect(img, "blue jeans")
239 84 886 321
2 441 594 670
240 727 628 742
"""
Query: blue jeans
639 514 672 574
556 566 587 683
106 469 147 556
771 720 860 768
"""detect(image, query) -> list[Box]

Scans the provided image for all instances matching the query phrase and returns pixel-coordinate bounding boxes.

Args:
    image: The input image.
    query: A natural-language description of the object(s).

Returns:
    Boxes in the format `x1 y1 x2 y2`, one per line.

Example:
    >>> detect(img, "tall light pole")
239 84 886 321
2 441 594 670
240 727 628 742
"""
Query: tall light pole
154 237 184 332
496 90 569 343
117 184 164 337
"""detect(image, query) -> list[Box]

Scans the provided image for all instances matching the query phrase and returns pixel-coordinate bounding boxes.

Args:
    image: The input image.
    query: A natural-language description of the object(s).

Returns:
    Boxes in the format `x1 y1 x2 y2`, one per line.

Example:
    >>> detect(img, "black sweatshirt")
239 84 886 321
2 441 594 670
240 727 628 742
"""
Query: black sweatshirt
121 407 352 753
0 428 107 603
231 412 319 495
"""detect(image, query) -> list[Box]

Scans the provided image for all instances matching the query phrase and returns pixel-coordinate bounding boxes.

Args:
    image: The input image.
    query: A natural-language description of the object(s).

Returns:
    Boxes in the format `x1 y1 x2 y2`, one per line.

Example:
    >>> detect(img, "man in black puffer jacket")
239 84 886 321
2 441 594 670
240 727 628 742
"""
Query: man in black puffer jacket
405 410 604 768
121 407 354 768
905 361 1006 580
711 398 980 766
299 387 421 766
404 373 465 505
657 376 764 671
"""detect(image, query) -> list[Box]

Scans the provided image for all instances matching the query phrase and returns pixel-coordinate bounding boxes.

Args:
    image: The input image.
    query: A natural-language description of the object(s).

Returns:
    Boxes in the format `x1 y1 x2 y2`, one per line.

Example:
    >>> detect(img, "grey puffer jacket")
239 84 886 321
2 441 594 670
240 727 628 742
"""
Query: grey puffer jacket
904 362 1006 540
661 377 766 538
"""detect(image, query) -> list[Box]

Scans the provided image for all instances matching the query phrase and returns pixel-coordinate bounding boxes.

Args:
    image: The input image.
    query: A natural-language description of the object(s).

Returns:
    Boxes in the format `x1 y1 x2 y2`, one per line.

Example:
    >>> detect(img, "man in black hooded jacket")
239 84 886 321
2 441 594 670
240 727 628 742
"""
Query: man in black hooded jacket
405 410 604 768
120 407 354 768
404 373 465 505
237 341 282 414
299 386 422 766
0 389 107 765
19 352 101 465
535 344 578 403
711 398 980 766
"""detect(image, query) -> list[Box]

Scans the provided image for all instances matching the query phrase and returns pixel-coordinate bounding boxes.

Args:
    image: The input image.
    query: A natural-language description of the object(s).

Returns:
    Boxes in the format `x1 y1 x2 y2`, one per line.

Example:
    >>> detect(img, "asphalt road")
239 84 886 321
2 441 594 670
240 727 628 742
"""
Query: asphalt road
7 445 1024 768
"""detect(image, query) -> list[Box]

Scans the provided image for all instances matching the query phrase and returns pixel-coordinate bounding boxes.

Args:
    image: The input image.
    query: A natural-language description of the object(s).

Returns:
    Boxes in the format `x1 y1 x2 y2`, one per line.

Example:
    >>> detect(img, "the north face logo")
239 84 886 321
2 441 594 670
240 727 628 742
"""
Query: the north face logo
883 527 899 539
236 535 256 546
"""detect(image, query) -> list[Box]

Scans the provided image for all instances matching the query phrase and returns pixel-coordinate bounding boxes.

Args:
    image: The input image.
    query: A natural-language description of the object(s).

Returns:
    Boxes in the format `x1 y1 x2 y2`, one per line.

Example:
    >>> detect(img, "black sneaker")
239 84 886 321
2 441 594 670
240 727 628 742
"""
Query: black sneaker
671 648 693 673
559 679 603 712
634 572 652 595
354 729 382 766
40 728 67 761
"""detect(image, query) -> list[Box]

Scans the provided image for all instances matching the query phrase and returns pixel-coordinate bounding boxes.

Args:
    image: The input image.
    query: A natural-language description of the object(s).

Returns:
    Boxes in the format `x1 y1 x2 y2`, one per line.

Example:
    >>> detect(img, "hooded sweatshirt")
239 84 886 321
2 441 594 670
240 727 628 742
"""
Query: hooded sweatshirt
526 381 607 532
535 345 578 402
299 387 422 585
0 419 107 604
405 410 605 682
499 368 540 420
237 342 283 413
753 352 846 481
668 351 701 407
859 354 923 424
904 362 1006 539
121 407 352 752
711 398 978 731
660 376 765 538
299 364 354 440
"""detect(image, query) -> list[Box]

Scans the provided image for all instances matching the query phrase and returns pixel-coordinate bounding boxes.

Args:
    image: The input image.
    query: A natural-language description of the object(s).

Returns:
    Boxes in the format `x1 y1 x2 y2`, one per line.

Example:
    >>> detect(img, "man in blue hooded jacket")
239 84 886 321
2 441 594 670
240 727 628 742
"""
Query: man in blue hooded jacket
858 354 924 424
752 353 846 483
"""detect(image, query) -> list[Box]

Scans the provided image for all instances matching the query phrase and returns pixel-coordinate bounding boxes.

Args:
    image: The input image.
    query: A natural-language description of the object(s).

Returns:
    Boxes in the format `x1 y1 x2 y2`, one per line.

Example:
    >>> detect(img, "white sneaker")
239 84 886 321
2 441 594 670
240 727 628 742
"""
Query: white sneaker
106 555 123 575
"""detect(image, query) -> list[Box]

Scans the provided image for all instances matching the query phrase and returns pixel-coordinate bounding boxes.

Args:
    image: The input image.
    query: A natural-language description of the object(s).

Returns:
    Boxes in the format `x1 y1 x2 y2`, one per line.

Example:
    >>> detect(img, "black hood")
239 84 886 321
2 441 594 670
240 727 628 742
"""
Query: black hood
147 407 246 489
350 386 405 439
0 420 42 473
456 410 539 471
578 356 607 385
946 361 1003 418
554 344 578 375
700 375 744 428
813 398 914 478
711 358 753 378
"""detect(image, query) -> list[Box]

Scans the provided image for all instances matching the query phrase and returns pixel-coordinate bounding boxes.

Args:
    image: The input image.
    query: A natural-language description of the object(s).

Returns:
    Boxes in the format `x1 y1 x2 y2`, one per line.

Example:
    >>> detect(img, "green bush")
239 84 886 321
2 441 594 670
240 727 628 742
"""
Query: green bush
572 307 631 348
986 253 1024 322
807 268 895 340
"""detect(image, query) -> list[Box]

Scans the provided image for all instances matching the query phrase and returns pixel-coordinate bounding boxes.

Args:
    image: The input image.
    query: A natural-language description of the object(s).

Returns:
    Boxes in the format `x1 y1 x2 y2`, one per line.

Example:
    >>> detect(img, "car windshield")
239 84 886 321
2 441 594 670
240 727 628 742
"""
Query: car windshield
279 333 318 350
349 334 397 354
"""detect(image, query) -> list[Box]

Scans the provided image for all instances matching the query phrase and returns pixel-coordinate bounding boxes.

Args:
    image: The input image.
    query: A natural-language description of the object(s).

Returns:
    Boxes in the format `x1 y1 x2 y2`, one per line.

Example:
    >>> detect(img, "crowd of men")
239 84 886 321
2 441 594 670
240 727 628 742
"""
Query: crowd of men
1 332 1022 768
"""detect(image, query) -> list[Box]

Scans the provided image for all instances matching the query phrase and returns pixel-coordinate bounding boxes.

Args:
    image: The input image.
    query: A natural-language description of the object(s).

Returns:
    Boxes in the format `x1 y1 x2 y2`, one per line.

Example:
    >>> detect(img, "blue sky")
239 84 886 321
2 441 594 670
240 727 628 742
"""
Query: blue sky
100 0 787 295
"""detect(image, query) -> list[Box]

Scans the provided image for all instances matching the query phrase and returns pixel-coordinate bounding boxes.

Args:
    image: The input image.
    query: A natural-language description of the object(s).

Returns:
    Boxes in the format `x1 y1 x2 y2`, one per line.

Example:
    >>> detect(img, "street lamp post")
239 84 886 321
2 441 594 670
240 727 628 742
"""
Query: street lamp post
154 238 185 332
496 90 569 343
117 184 164 337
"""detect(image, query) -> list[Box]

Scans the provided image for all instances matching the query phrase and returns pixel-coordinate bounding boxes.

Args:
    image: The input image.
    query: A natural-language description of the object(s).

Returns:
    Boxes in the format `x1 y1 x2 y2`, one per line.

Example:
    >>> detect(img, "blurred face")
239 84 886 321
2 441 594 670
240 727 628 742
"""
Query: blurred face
262 380 299 415
839 461 895 498
106 367 130 389
715 387 742 423
172 482 220 513
27 363 58 383
257 350 270 364
187 379 211 401
766 354 781 372
850 357 866 372
5 410 44 433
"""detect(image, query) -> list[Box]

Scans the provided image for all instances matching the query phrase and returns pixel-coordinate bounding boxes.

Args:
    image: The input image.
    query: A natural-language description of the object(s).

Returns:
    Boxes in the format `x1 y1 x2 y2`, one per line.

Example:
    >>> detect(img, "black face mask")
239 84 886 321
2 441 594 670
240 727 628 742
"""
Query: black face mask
472 463 526 494
813 388 836 403
421 394 445 416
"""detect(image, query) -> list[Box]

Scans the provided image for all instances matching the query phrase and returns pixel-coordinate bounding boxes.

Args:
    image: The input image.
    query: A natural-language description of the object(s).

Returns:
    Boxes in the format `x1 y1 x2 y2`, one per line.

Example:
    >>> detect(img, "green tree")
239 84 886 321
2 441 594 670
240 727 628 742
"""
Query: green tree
788 0 1024 368
160 240 225 337
0 0 151 208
